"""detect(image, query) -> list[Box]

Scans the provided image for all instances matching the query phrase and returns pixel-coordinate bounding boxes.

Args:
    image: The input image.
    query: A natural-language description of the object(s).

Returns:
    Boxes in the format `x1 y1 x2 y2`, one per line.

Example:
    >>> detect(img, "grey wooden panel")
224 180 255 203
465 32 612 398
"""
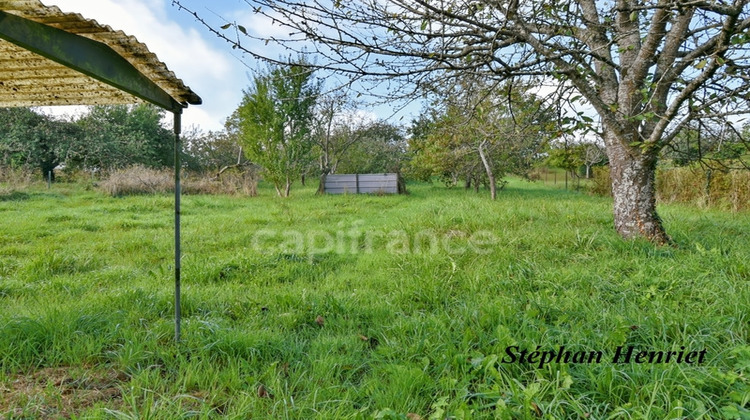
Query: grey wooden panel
327 174 358 182
358 174 397 181
325 173 399 194
360 186 397 193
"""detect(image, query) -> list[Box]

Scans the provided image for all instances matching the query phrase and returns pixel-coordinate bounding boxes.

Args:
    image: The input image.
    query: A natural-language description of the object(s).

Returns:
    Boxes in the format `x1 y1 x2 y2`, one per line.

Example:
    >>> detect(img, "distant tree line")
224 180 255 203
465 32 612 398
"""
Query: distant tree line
0 105 174 180
3 63 746 201
0 82 412 197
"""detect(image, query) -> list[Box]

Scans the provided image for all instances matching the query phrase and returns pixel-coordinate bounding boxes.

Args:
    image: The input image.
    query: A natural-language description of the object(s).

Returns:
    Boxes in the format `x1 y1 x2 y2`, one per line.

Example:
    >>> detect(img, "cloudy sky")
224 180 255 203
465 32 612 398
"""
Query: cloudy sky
43 0 416 132
44 0 252 131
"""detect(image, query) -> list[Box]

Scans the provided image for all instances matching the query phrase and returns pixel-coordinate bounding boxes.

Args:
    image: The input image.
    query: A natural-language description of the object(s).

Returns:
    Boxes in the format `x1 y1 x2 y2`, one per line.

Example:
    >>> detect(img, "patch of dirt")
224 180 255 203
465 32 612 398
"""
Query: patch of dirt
0 366 126 418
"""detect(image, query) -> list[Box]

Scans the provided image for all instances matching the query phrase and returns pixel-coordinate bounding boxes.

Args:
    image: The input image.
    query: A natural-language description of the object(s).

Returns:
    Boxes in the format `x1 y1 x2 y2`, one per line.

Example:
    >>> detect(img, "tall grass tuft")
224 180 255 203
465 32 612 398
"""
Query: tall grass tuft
657 166 750 211
588 165 749 212
99 165 257 197
0 166 36 194
588 166 612 197
99 165 173 196
183 169 257 196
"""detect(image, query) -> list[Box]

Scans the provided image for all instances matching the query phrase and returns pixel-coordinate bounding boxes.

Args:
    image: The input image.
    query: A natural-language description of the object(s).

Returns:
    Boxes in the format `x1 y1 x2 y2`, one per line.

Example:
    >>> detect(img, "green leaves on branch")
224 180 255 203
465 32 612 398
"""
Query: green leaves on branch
220 23 248 36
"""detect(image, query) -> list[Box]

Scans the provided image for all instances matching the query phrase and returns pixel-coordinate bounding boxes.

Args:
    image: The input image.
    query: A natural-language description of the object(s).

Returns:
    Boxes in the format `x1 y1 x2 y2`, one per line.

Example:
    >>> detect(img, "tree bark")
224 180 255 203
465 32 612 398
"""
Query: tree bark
317 171 328 195
284 177 292 197
478 140 496 200
607 140 670 245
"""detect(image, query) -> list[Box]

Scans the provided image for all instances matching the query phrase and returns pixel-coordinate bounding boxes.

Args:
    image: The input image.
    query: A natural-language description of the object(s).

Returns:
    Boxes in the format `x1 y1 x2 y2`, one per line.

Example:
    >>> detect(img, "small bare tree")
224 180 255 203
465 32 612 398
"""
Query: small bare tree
314 94 370 194
584 143 607 179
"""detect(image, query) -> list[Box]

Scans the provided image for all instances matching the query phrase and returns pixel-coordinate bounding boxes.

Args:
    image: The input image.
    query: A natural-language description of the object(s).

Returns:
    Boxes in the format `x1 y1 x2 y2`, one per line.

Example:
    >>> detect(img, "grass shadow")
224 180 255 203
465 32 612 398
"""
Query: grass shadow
0 191 30 202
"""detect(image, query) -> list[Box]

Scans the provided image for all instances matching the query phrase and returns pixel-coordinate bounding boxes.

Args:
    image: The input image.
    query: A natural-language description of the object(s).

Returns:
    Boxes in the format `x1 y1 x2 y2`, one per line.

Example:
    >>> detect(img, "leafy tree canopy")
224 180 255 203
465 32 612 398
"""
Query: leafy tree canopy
235 61 320 197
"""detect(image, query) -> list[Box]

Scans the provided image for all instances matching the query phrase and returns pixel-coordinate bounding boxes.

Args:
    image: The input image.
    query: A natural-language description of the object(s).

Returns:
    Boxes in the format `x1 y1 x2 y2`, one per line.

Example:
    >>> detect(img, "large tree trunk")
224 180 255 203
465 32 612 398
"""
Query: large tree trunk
607 141 670 245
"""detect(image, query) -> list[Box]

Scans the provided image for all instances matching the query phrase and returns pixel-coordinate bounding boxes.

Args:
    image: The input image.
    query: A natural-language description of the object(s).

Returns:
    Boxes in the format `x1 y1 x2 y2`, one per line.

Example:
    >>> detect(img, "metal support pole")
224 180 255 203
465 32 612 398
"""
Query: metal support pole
173 111 182 342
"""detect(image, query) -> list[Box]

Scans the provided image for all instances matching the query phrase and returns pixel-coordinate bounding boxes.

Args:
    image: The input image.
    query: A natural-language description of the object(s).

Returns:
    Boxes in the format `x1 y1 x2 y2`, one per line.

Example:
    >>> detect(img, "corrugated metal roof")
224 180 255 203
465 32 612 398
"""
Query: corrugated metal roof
0 0 201 109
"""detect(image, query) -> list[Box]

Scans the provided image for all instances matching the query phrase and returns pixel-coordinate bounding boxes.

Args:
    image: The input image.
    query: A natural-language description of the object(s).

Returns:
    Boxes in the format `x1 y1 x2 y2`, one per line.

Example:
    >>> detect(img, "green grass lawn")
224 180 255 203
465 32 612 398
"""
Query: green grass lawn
0 179 748 419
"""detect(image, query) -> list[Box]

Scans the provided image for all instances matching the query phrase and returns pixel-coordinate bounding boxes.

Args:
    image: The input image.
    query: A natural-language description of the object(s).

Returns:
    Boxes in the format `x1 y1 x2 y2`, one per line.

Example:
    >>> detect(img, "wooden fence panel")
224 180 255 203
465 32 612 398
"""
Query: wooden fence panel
324 173 399 194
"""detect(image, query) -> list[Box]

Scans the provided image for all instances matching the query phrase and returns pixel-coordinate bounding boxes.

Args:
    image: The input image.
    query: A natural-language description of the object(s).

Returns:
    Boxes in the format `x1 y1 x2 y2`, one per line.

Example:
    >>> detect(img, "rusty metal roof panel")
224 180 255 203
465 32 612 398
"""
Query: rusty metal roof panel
0 0 201 108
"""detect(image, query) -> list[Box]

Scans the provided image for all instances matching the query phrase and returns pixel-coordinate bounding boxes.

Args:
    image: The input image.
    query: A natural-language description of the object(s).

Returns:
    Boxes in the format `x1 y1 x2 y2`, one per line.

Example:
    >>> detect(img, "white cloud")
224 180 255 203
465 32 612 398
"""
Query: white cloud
42 0 243 131
338 109 378 126
36 1 418 131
